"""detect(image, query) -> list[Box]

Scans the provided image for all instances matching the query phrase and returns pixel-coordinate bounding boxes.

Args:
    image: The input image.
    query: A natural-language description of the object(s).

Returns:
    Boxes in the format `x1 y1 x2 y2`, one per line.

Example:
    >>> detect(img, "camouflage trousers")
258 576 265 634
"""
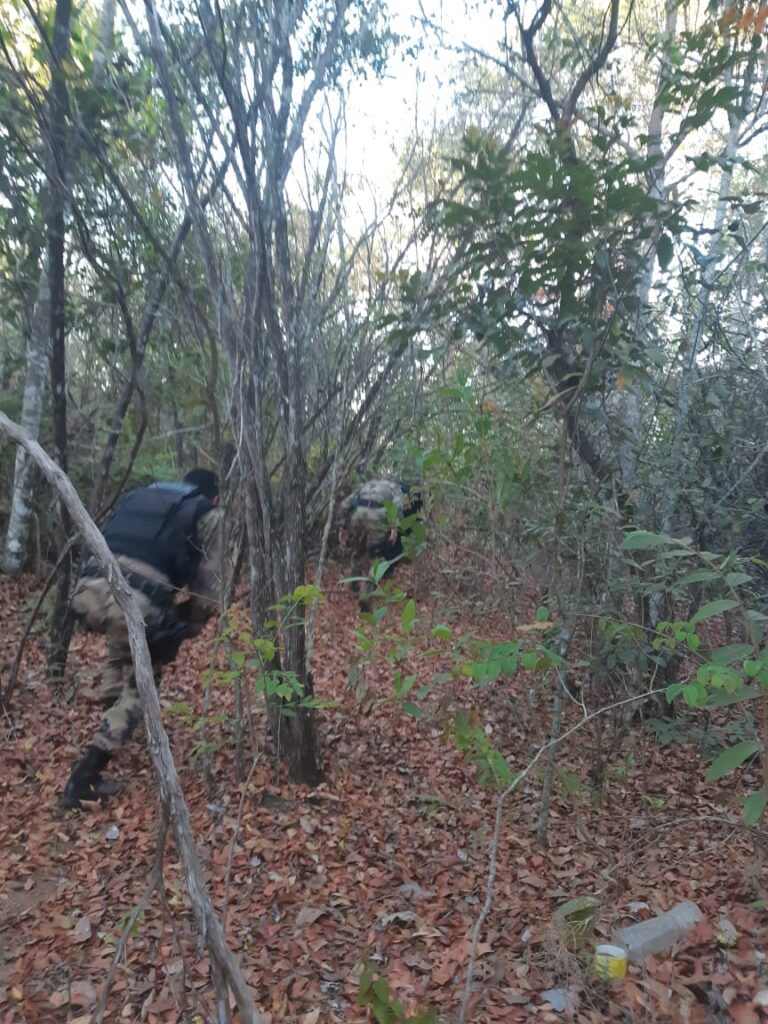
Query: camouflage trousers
344 508 398 608
71 557 171 755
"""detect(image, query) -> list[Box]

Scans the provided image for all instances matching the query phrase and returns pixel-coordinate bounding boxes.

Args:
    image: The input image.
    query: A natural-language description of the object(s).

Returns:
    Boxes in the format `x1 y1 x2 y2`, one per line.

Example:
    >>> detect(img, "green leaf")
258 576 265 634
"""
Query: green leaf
401 599 417 634
166 701 192 716
708 643 753 666
403 701 422 717
677 569 720 584
431 624 451 641
705 739 761 782
690 599 738 625
289 583 323 606
708 685 760 707
744 789 768 827
373 978 390 1003
358 969 373 999
657 232 674 270
521 651 538 670
621 530 674 550
725 572 753 587
395 674 417 698
372 560 392 583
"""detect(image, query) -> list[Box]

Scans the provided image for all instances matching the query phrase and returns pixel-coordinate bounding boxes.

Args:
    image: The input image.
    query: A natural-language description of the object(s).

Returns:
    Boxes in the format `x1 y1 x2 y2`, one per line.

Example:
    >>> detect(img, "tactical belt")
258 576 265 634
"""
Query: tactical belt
81 560 174 608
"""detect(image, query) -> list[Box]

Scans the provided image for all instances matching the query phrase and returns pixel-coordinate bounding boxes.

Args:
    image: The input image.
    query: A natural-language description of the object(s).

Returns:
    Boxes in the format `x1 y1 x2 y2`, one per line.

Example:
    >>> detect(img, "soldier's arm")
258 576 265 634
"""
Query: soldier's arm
181 508 223 625
338 493 356 551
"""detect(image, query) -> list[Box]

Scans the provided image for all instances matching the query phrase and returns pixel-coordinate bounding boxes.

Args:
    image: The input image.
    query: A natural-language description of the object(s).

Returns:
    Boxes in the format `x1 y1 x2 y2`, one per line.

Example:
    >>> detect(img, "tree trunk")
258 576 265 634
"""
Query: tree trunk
1 265 51 573
658 105 741 537
615 0 678 499
45 0 74 687
276 404 323 784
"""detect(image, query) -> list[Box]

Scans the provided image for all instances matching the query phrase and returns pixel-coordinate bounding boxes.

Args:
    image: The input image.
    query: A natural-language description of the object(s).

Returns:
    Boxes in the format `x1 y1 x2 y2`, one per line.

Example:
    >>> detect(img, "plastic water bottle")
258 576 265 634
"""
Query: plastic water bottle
614 900 703 962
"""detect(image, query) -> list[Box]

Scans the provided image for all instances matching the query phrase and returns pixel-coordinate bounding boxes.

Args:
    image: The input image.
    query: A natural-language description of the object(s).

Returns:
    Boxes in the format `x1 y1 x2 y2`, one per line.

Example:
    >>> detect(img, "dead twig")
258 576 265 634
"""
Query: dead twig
222 754 260 929
459 685 667 1024
92 816 169 1024
2 533 78 709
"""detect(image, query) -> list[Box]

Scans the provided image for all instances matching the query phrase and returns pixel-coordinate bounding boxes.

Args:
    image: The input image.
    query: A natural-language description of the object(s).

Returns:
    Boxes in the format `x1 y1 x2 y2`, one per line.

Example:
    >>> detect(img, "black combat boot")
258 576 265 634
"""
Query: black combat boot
59 745 115 809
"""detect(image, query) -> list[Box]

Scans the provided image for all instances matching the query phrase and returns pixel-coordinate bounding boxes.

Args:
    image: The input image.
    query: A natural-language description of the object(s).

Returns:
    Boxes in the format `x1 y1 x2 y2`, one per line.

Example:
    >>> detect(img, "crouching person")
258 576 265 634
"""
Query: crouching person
338 478 422 613
59 468 222 809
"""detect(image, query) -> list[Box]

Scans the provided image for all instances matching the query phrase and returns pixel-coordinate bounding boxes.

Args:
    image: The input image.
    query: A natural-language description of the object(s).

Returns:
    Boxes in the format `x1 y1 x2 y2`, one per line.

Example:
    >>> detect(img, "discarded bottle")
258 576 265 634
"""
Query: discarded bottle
614 900 703 963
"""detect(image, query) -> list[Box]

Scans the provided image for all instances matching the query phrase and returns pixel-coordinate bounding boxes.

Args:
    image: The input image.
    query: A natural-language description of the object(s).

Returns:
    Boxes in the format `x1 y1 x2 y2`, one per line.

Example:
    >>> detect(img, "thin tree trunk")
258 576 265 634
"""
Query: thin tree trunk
659 83 744 538
1 266 51 573
46 0 74 687
615 0 678 498
536 674 563 847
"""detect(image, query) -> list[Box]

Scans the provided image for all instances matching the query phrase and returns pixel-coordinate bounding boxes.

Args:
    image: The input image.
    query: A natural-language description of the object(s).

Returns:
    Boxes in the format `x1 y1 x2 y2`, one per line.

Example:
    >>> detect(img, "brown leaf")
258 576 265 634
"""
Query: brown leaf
730 1002 760 1024
72 916 92 943
432 948 460 987
296 906 328 927
50 988 69 1008
71 980 97 1007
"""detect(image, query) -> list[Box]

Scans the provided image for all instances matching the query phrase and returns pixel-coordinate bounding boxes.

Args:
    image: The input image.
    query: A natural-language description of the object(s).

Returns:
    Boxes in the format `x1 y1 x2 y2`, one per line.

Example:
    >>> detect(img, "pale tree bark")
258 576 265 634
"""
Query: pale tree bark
46 0 75 685
0 411 262 1024
2 0 117 576
615 0 678 499
659 81 746 538
2 268 50 572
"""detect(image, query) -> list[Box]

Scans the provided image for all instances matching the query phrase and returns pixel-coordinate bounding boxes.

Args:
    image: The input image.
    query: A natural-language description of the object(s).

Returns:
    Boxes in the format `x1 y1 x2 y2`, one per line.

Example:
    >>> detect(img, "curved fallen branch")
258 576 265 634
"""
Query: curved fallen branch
0 411 262 1024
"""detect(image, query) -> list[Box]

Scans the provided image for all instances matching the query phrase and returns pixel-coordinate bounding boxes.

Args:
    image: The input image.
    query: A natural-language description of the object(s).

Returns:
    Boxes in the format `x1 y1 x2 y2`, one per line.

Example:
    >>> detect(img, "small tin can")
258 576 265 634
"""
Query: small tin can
594 944 628 980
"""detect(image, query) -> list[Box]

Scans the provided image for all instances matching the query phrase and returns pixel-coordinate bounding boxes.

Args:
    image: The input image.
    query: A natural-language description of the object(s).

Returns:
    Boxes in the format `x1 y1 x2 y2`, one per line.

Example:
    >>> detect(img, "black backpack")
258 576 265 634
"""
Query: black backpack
102 481 214 587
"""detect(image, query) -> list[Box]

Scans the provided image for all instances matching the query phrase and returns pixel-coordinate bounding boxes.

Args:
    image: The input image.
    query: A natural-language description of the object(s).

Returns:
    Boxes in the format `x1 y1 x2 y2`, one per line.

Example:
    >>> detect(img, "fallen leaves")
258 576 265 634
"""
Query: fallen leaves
2 566 768 1023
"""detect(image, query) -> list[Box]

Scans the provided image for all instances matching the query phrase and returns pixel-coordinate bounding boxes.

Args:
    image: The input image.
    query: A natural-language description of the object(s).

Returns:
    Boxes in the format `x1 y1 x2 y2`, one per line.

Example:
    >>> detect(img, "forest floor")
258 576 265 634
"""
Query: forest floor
1 558 768 1024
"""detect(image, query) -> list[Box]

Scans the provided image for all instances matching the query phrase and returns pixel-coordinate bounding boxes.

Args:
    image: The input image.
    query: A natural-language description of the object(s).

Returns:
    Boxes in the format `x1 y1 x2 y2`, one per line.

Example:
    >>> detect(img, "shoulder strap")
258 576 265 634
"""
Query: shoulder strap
151 481 205 540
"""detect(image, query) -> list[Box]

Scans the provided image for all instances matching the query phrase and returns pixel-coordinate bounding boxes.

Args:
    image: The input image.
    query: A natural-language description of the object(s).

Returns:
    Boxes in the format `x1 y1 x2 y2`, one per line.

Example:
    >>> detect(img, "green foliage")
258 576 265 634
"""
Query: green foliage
202 605 334 720
705 740 761 782
744 790 768 827
454 709 514 789
357 964 436 1024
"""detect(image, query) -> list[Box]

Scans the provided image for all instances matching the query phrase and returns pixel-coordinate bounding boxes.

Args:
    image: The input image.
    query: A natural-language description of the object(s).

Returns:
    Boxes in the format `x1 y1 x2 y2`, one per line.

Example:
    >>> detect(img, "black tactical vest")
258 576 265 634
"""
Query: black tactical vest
102 482 214 587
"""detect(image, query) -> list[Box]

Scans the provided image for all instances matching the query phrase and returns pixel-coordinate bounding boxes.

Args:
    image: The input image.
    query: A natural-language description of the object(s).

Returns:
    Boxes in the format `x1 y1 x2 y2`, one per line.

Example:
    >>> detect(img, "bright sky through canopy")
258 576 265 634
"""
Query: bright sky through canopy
342 0 506 191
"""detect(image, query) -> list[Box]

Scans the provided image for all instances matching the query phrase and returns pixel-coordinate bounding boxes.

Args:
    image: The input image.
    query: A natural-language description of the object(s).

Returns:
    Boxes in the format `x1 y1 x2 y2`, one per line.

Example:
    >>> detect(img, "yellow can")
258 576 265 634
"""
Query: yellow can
594 944 628 980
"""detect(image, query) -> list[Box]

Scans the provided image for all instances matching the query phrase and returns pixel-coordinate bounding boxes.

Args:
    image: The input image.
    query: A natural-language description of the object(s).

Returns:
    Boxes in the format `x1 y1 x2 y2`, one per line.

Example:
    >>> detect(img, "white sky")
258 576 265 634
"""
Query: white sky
341 0 506 191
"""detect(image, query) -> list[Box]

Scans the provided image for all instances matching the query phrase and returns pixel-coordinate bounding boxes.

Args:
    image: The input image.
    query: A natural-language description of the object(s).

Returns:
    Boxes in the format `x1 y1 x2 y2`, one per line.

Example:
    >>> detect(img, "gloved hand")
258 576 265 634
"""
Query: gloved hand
146 608 197 666
174 598 210 626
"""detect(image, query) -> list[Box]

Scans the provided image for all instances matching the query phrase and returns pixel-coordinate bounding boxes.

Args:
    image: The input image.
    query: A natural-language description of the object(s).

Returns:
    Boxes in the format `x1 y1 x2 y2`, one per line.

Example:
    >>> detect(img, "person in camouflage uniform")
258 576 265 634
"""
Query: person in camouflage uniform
338 478 420 612
60 468 223 809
